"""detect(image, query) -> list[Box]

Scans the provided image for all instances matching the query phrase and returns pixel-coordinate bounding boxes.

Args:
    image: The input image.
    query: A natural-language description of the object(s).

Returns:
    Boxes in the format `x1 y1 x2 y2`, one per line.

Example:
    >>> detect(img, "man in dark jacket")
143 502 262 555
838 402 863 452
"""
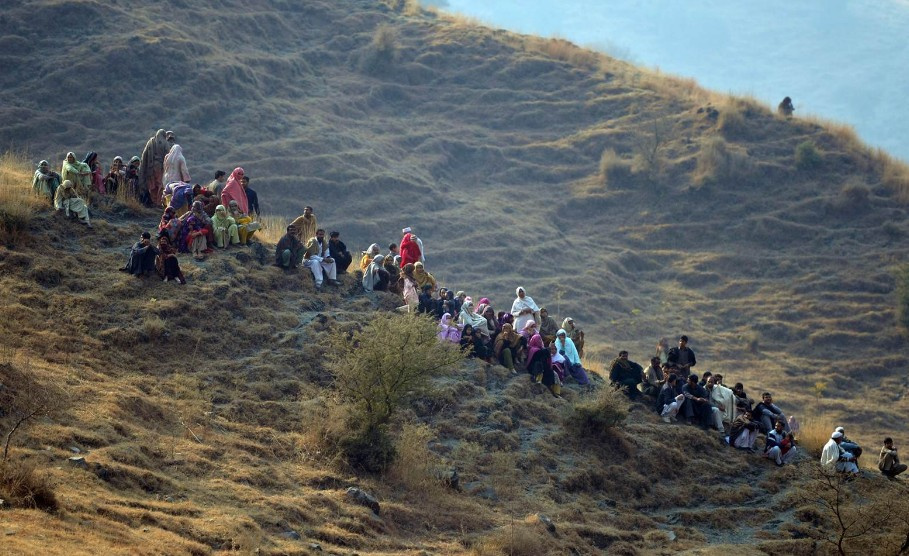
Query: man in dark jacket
667 335 696 375
240 176 260 218
609 351 643 400
681 373 713 427
120 232 158 277
328 231 353 274
275 225 304 269
753 392 789 434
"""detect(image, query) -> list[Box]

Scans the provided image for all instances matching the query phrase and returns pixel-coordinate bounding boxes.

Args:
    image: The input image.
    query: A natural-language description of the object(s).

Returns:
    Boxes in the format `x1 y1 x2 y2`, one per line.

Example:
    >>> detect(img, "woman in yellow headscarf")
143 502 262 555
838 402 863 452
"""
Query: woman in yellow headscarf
412 261 436 291
61 152 92 202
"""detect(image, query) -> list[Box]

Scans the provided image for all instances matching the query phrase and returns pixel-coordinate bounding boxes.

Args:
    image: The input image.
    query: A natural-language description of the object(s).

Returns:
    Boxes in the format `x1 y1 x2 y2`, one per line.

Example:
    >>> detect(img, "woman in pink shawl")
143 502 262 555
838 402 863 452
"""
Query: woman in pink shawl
527 334 561 397
437 313 462 343
219 167 248 214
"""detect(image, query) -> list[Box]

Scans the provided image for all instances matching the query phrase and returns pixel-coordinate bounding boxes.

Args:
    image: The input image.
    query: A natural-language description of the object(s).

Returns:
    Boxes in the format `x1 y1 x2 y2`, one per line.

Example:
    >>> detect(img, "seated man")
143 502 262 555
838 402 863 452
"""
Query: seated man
120 232 158 277
54 180 92 228
730 409 760 451
211 205 239 249
641 356 665 398
657 374 685 423
753 392 789 434
667 335 696 375
303 228 339 289
705 375 736 430
835 427 862 461
228 199 259 245
765 420 797 466
608 351 643 400
328 231 353 274
732 382 754 415
681 373 717 428
275 225 304 269
821 431 859 476
878 437 907 480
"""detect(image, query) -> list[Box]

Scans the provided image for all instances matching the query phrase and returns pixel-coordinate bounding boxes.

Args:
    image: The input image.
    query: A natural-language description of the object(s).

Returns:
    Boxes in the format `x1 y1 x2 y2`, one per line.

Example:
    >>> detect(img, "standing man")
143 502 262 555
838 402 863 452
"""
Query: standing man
291 206 318 245
668 335 696 375
328 231 352 274
241 175 260 219
303 229 339 289
208 170 227 196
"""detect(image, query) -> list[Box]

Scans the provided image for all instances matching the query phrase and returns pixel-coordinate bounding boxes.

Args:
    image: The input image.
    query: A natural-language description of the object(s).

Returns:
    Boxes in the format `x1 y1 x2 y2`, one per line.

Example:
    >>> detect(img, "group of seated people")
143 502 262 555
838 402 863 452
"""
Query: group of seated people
272 206 356 289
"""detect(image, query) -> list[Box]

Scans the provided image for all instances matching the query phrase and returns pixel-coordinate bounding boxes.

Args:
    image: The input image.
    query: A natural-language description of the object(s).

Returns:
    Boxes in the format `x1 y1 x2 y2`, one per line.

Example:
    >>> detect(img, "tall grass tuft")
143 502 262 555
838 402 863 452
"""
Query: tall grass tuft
0 151 44 247
795 141 823 171
255 214 287 245
895 263 909 331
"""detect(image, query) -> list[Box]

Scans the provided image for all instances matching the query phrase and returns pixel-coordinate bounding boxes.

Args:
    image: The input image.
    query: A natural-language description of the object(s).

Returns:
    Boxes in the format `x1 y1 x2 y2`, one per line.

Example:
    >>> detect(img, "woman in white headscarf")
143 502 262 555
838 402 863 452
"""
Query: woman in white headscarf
360 243 381 271
458 300 487 332
163 143 191 186
362 254 390 292
511 286 540 332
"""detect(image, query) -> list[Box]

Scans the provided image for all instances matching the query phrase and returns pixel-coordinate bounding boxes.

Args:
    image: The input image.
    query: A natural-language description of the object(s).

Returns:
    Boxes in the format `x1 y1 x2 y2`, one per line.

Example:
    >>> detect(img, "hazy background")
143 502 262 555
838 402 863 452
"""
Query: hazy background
434 0 909 161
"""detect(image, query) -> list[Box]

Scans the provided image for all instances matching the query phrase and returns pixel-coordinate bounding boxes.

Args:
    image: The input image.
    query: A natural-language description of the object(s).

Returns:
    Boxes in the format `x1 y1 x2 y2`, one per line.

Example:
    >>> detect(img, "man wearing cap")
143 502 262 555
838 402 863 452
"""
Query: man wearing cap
402 226 425 263
821 431 859 475
120 232 159 276
275 225 305 269
303 229 339 288
328 231 352 274
835 427 863 462
32 160 61 203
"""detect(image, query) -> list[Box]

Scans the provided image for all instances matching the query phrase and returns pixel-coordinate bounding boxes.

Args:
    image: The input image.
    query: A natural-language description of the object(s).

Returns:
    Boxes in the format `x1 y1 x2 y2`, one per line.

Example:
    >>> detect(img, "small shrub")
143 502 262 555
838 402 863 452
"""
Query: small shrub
795 140 823 171
338 424 396 473
631 116 672 184
0 151 42 247
361 25 398 75
388 422 443 492
694 136 751 185
830 180 871 213
0 462 57 511
565 387 628 438
598 149 632 188
142 316 166 342
717 99 750 138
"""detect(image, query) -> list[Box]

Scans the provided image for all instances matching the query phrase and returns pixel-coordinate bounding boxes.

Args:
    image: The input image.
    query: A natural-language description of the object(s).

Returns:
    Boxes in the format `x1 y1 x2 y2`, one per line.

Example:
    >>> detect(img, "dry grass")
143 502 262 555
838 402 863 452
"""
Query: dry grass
387 422 444 494
796 419 831 459
876 148 909 200
694 136 752 186
0 461 58 511
253 214 285 245
598 148 633 189
523 35 601 69
0 151 44 246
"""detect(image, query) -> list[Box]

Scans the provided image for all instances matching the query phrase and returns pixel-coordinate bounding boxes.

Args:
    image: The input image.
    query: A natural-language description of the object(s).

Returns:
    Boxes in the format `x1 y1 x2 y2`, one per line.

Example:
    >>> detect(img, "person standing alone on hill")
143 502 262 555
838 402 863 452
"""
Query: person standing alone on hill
777 96 795 118
138 129 168 206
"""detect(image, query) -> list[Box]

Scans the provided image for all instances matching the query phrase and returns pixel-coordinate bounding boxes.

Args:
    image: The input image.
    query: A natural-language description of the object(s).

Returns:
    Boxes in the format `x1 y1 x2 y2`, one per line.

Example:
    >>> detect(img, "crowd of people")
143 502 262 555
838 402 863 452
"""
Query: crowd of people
31 129 904 482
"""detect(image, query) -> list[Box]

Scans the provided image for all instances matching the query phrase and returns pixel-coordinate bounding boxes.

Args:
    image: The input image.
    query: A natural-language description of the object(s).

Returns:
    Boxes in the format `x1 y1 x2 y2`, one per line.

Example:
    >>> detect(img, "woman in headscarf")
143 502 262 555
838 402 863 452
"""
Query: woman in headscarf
554 329 590 386
138 129 168 206
538 307 559 345
228 199 259 244
181 200 215 247
157 206 181 243
412 261 436 291
83 152 105 195
399 233 422 268
54 180 92 228
155 233 186 284
527 333 561 398
549 343 567 384
359 243 380 271
219 167 248 214
61 152 92 201
397 263 419 312
562 318 585 358
163 143 190 186
32 160 61 202
104 156 125 196
494 323 522 373
362 254 390 292
181 210 208 260
481 305 501 343
458 300 487 333
511 287 540 333
438 313 462 343
211 205 239 248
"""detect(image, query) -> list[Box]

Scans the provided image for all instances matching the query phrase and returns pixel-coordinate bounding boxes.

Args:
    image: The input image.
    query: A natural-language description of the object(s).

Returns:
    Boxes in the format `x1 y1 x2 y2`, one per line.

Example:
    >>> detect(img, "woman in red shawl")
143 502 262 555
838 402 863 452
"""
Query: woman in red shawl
219 167 248 214
399 233 422 268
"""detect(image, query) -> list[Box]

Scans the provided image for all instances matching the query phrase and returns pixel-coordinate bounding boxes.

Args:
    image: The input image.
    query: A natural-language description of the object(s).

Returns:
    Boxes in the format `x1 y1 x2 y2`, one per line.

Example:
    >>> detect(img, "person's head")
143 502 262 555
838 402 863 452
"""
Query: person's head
438 287 447 298
421 284 432 293
414 261 424 271
483 306 494 318
463 324 474 336
835 426 845 435
832 431 843 444
165 130 175 143
402 226 413 236
557 330 567 342
113 155 123 165
667 373 678 385
740 409 752 420
762 392 773 404
303 206 313 216
215 204 227 215
618 350 628 359
316 228 325 241
706 376 716 388
215 170 227 181
773 420 785 433
368 243 380 255
66 152 76 163
503 323 514 333
679 335 689 348
192 200 204 214
286 225 297 236
38 160 49 170
688 373 698 385
714 373 724 385
702 371 712 381
456 291 466 300
658 337 669 349
884 437 893 448
540 307 548 318
389 243 398 253
228 199 240 213
650 357 661 367
130 156 140 166
158 234 170 246
516 287 526 299
734 382 744 392
329 231 340 242
403 263 415 276
372 255 384 266
240 176 249 188
564 317 575 329
141 231 151 241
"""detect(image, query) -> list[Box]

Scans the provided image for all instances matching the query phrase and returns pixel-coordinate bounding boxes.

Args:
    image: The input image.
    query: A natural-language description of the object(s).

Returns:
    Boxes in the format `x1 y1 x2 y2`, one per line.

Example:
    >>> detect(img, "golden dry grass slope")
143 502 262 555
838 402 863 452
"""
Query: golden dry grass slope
1 0 909 553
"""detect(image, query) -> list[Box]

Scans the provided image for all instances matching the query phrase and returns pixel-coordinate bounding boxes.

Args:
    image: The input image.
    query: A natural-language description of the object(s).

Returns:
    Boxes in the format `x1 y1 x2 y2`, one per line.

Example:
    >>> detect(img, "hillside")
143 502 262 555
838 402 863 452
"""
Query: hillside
2 0 909 553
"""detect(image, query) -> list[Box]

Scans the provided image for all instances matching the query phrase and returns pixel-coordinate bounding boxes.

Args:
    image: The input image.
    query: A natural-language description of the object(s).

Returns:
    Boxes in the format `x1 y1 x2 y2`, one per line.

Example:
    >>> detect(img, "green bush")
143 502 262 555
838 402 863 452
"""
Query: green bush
338 425 396 473
565 387 628 438
795 140 823 170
